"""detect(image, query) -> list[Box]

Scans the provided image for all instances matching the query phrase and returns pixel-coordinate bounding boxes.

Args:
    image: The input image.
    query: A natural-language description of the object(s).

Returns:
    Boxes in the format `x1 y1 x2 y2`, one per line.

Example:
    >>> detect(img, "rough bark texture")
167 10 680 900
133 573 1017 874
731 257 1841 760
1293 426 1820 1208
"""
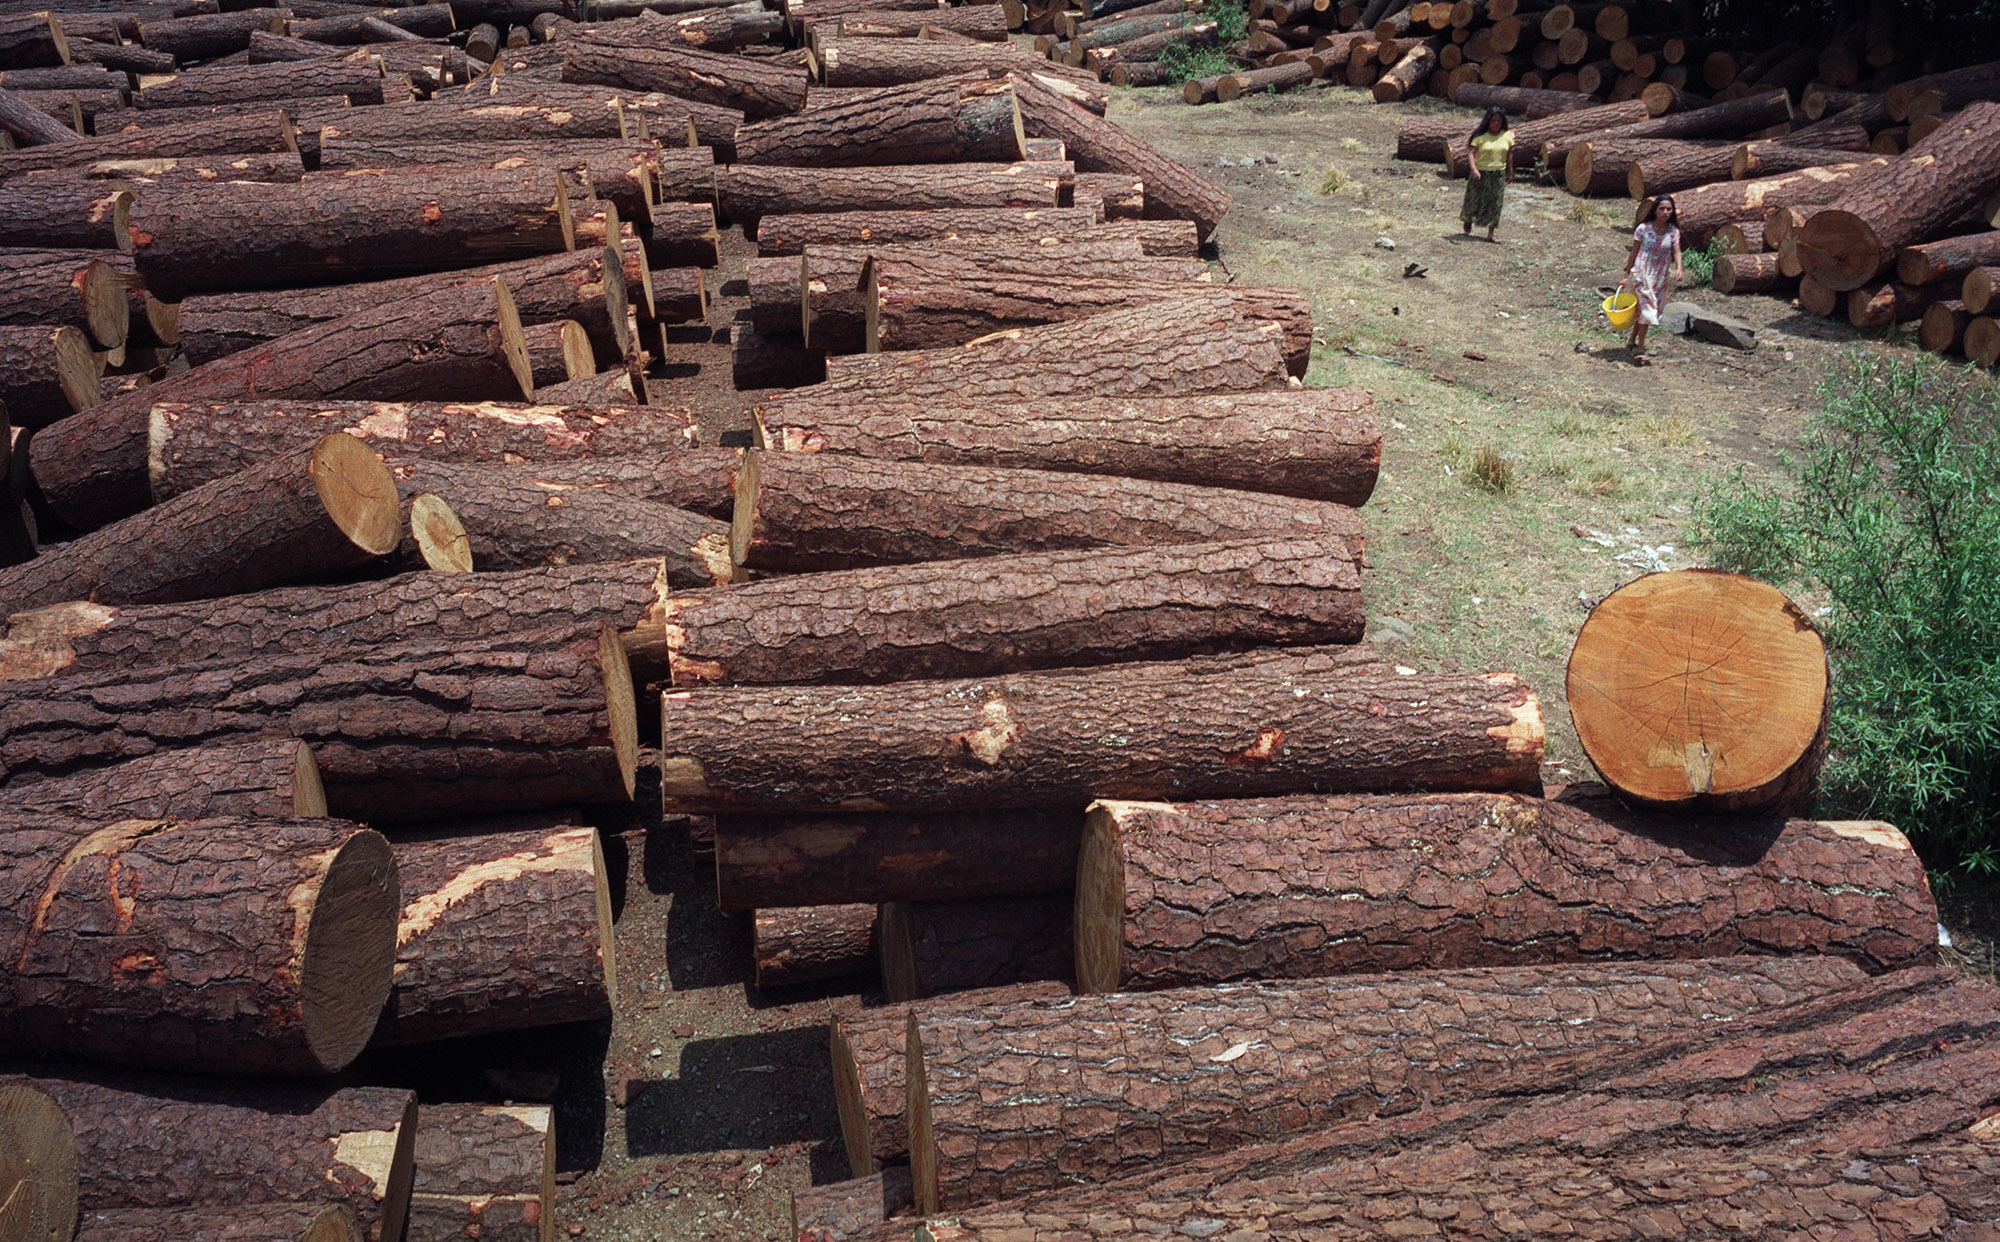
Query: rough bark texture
26 280 534 532
658 655 1540 815
717 164 1062 232
792 1170 913 1242
754 206 1095 255
309 91 694 149
380 456 733 587
403 1104 551 1242
1541 88 1794 169
144 401 698 499
734 76 1021 167
1965 265 2000 314
817 36 1045 86
556 42 806 119
136 11 288 61
754 904 877 988
1713 249 1789 294
535 370 639 405
374 825 614 1046
457 451 742 518
893 956 1872 1206
1077 793 1937 994
5 1075 417 1242
134 60 385 110
881 893 1073 1001
0 435 401 613
0 249 128 349
0 324 95 428
1732 139 1874 180
651 536 1361 688
716 807 1082 909
1007 69 1229 239
730 450 1363 572
1648 157 1894 246
731 316 825 390
1586 137 1731 196
129 168 574 300
0 632 638 823
0 814 397 1076
1896 230 2000 286
1436 100 1653 170
72 1203 362 1242
0 179 130 252
0 740 323 820
1452 81 1603 115
755 388 1380 507
0 111 296 184
315 136 667 224
804 296 1290 403
1797 102 2000 290
1848 278 1958 328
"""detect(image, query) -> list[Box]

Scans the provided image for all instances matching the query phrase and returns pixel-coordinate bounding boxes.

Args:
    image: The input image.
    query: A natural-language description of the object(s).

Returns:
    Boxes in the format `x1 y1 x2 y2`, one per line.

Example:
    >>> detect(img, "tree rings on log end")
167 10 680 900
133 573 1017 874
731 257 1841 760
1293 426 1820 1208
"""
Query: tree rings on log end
301 1206 363 1242
1073 801 1144 994
727 447 761 569
492 276 536 399
829 1021 876 1177
51 326 97 416
587 826 619 1010
599 623 640 799
1567 569 1829 815
300 828 400 1073
309 433 402 558
904 1011 938 1217
293 739 329 818
1796 208 1885 292
0 1084 77 1242
78 261 129 353
409 494 473 573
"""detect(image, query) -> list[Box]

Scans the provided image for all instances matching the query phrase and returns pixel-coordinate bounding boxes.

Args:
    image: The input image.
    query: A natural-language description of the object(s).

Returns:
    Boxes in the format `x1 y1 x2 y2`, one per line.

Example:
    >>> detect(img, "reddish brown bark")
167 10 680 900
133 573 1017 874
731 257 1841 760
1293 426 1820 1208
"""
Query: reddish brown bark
753 206 1096 255
0 324 95 428
558 40 808 118
374 824 613 1045
1453 100 1655 172
404 1103 550 1242
1452 81 1602 115
736 76 1022 167
0 814 397 1075
817 35 1046 85
1648 157 1893 246
314 136 672 226
1580 137 1730 196
72 1203 362 1242
534 370 640 405
880 893 1073 1001
732 316 826 391
1895 229 2000 286
1713 250 1789 293
0 739 324 820
755 387 1380 507
718 164 1064 233
1076 793 1936 994
1848 278 1958 327
0 249 127 349
133 59 385 110
754 904 877 988
0 111 296 183
0 179 130 252
658 655 1538 816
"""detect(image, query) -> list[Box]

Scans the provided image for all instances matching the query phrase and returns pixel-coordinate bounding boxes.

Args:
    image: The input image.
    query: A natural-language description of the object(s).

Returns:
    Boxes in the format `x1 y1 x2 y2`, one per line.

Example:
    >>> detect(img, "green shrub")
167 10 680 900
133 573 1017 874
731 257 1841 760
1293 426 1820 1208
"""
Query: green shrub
1158 0 1247 84
1693 353 2000 879
1681 237 1728 286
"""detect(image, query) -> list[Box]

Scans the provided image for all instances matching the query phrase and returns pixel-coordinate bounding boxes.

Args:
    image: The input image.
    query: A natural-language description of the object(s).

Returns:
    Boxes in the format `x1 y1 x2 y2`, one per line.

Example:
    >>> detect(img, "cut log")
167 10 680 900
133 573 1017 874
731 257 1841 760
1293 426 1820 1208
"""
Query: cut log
25 278 537 531
1895 230 2000 286
0 1082 77 1242
1371 36 1437 101
0 111 297 185
1567 135 1727 195
816 36 1043 86
734 76 1020 167
133 59 385 110
0 250 126 350
880 893 1072 1001
0 84 80 146
129 167 576 300
791 1170 913 1242
86 152 308 187
716 162 1063 232
581 199 720 270
1797 272 1842 316
1568 570 1827 814
1539 88 1793 170
1712 250 1789 294
895 956 1873 1207
1078 791 1936 993
315 136 678 226
1964 265 2000 314
136 10 284 60
0 324 96 428
1008 68 1229 238
248 29 348 61
1 812 396 1076
658 656 1540 815
1885 59 2000 122
754 206 1095 254
805 296 1290 403
755 387 1379 507
1796 102 2000 291
309 89 701 150
556 40 807 117
1967 314 2000 366
754 904 877 987
1847 277 1957 328
1446 98 1654 172
729 450 1363 573
0 434 399 612
1729 140 1874 182
379 457 732 587
648 535 1360 688
731 315 825 390
1711 220 1763 254
1451 81 1601 115
7 1077 416 1242
521 318 594 387
1646 157 1894 247
0 740 323 822
375 824 613 1045
403 1104 550 1242
289 4 455 42
716 808 1080 910
1920 300 1971 353
74 1205 362 1242
534 370 640 405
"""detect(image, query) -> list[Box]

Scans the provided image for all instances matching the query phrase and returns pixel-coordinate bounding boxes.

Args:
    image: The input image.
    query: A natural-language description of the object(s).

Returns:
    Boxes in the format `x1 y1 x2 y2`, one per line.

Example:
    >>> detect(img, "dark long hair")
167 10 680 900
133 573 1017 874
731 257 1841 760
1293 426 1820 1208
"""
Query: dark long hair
1650 194 1678 232
1467 106 1508 146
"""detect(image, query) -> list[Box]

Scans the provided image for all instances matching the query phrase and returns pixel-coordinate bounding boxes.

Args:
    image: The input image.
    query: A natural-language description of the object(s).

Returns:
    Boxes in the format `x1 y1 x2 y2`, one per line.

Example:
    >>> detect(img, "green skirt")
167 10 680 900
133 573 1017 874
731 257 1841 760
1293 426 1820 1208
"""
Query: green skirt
1462 171 1505 229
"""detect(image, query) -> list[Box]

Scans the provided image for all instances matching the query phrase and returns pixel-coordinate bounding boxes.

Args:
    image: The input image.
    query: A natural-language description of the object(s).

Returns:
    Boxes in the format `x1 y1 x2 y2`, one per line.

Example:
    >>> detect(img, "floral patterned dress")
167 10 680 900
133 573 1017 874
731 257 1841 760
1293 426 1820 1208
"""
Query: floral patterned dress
1630 222 1681 325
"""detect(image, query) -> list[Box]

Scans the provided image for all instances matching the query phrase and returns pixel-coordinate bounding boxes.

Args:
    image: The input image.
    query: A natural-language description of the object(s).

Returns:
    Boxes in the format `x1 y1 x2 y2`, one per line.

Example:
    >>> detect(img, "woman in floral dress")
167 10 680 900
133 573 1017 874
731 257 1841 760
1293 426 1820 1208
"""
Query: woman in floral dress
1621 194 1684 362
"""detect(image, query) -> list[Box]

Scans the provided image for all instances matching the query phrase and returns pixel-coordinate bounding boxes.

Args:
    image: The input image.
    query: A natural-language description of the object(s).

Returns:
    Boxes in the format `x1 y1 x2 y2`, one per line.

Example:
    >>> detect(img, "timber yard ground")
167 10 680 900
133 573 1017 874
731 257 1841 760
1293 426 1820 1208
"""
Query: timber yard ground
387 80 2000 1241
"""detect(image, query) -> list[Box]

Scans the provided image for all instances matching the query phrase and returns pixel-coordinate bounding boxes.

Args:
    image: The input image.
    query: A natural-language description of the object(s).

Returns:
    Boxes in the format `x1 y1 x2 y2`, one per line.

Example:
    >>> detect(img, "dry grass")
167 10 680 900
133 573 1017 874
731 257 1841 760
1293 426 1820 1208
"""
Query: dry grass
1318 166 1347 195
1339 137 1367 151
1470 446 1514 492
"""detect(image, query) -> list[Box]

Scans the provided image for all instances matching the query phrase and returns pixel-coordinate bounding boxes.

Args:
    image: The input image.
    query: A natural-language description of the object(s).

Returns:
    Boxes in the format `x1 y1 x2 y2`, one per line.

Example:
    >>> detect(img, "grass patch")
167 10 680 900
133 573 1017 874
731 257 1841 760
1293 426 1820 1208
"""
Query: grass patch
1470 446 1513 492
1318 166 1346 195
1681 236 1728 286
1637 412 1700 448
1157 0 1247 83
1339 137 1367 151
1565 197 1596 224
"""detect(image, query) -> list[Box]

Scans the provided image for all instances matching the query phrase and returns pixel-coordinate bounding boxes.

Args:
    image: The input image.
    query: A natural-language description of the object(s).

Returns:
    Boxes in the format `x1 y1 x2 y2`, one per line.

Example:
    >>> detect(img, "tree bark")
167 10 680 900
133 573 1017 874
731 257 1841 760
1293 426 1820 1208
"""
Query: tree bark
716 808 1082 909
791 1170 913 1242
534 369 640 404
805 296 1290 403
0 250 125 349
0 559 673 681
729 449 1364 573
880 893 1072 1001
716 163 1064 233
753 903 877 987
0 434 401 612
1579 137 1728 196
374 824 614 1045
0 174 128 252
1648 157 1893 247
0 83 81 146
1847 277 1957 328
1451 82 1600 116
1797 102 2000 290
658 657 1540 816
1073 171 1144 220
0 324 95 428
557 40 808 117
0 630 640 823
0 739 324 819
249 29 350 61
1449 100 1654 173
314 136 674 225
1712 249 1789 294
816 36 1048 86
0 1080 78 1242
649 536 1361 688
1007 68 1229 239
1 813 397 1075
521 318 594 388
379 457 732 587
0 110 297 184
1077 792 1936 994
754 387 1379 507
895 956 1872 1208
129 167 575 300
74 1204 362 1242
1920 299 1972 353
1538 88 1792 169
402 1103 549 1242
1964 265 2000 314
289 4 456 42
814 7 1007 40
132 59 385 110
735 76 1021 167
445 450 741 519
1569 571 1829 814
731 315 825 390
1884 59 2000 123
25 279 536 531
753 206 1095 254
309 89 703 149
88 152 309 187
1895 229 2000 286
5 1076 417 1242
1371 36 1437 101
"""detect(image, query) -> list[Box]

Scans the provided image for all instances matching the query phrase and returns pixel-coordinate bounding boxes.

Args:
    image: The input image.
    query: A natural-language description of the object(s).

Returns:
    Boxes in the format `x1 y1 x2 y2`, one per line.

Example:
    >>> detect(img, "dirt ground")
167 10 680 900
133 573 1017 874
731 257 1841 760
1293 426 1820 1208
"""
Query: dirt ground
414 79 1995 1241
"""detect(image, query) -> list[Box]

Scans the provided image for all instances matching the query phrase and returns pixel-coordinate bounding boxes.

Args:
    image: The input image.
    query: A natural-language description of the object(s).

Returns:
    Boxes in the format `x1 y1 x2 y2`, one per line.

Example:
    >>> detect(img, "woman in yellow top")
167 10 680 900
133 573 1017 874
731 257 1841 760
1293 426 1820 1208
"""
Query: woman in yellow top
1461 106 1514 242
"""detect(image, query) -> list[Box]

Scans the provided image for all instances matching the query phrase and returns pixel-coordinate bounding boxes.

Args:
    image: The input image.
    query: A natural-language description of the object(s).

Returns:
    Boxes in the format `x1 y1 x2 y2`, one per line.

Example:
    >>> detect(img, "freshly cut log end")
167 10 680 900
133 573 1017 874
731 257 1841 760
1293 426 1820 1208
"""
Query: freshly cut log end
297 829 402 1073
1568 569 1829 814
829 1018 875 1176
1073 800 1133 995
0 1084 77 1242
599 623 640 799
1794 208 1890 293
727 447 760 569
905 1011 936 1216
311 431 404 559
407 494 472 574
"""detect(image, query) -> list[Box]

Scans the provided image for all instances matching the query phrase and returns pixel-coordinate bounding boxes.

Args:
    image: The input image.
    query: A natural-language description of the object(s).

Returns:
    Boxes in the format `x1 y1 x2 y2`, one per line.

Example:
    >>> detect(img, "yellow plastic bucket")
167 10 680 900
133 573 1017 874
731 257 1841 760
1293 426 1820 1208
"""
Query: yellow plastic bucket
1603 289 1638 330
